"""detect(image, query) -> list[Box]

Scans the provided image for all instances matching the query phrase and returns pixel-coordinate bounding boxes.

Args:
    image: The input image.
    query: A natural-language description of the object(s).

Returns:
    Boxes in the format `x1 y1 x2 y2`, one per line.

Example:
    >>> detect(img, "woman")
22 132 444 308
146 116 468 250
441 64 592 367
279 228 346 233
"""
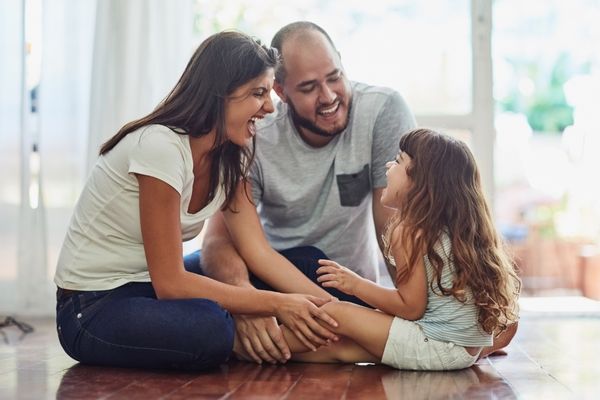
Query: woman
54 31 338 370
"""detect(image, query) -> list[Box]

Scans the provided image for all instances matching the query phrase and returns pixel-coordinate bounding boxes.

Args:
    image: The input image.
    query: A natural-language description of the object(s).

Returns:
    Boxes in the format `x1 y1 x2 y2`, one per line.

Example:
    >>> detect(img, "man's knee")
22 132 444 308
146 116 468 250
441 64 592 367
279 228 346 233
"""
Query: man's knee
183 250 203 275
279 246 329 278
300 246 328 260
280 246 328 261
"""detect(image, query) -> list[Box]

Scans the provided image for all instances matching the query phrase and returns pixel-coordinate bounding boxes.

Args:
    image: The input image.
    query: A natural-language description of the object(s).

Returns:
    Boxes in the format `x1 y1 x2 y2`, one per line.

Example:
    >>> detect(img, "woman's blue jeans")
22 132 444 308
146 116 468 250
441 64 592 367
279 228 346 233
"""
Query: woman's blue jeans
55 256 234 371
55 246 367 370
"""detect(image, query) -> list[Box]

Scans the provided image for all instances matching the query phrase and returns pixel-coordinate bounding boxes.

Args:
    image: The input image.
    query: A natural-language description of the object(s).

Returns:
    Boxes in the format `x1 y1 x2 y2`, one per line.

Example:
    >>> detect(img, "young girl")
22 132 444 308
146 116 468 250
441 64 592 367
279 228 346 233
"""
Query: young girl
242 128 521 370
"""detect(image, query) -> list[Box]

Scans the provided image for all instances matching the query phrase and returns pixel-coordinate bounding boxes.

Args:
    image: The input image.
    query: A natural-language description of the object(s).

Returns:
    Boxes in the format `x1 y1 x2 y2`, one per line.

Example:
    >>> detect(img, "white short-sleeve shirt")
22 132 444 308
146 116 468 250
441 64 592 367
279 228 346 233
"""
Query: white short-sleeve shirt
54 125 224 290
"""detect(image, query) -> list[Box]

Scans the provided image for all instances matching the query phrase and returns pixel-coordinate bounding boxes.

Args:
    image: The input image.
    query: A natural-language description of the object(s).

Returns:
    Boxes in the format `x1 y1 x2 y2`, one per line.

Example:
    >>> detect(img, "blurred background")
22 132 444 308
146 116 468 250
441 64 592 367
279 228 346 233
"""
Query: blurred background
2 0 600 316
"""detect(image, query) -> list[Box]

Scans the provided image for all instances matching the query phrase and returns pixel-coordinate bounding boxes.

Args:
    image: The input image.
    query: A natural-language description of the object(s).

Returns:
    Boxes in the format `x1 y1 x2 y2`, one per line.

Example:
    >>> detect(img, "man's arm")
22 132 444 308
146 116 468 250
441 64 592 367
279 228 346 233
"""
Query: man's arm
202 211 252 287
203 213 291 364
202 205 336 363
372 187 397 285
221 181 332 298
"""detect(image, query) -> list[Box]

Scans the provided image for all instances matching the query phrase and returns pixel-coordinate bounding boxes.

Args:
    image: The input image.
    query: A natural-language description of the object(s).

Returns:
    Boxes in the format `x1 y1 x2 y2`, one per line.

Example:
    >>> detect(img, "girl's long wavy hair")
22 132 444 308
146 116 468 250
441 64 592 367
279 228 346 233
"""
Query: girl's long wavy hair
99 31 279 210
383 128 521 334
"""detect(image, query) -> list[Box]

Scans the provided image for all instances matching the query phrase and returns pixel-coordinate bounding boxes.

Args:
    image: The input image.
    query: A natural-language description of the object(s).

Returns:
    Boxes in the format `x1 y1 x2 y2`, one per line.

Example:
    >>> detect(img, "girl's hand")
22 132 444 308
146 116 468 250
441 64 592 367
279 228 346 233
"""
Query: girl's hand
316 259 363 296
273 293 339 352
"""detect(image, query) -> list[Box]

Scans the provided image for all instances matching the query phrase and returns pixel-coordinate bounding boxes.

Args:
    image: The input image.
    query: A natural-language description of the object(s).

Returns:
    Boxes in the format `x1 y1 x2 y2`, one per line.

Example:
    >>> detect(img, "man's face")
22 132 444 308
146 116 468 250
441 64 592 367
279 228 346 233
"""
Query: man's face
275 31 352 142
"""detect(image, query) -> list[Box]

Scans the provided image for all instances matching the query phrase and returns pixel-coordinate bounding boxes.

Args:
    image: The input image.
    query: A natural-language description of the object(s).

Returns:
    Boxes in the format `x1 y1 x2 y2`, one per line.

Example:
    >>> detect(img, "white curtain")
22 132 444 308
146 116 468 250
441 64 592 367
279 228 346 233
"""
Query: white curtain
87 0 195 172
88 0 198 255
0 0 97 317
0 1 24 315
0 0 195 316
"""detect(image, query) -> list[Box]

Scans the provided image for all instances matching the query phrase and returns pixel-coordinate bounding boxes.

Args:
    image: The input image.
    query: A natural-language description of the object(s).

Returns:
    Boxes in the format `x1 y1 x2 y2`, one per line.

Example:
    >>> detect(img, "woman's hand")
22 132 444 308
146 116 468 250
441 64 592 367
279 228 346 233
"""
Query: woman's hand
273 293 339 352
317 259 364 296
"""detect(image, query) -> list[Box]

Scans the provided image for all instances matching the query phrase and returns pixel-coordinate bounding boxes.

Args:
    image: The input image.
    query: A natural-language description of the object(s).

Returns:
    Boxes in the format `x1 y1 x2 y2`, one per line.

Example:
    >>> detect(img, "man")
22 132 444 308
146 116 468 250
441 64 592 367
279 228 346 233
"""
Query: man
202 21 416 364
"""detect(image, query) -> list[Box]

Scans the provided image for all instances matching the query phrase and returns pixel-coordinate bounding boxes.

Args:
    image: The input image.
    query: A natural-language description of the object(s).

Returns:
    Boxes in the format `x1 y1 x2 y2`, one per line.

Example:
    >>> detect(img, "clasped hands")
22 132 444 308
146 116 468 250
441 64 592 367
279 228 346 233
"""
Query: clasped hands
234 259 362 364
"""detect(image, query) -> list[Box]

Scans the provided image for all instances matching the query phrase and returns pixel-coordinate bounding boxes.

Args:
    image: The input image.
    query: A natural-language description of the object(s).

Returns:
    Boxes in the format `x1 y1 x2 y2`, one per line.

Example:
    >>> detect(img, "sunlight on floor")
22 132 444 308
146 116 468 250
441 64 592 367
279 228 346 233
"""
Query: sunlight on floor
520 295 600 316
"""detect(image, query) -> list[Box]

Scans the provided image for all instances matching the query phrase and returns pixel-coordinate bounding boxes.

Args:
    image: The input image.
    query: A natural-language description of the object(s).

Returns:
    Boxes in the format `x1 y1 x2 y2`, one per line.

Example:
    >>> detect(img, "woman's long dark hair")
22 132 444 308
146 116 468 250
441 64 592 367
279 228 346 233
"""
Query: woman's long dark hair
384 128 521 335
99 31 279 209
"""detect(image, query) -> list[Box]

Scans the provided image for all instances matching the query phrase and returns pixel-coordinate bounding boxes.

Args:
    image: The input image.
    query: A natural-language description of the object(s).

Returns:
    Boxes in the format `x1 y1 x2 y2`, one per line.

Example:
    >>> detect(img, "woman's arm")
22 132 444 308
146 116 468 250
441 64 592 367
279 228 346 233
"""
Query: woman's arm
137 174 274 311
221 180 334 299
317 226 427 320
137 174 338 350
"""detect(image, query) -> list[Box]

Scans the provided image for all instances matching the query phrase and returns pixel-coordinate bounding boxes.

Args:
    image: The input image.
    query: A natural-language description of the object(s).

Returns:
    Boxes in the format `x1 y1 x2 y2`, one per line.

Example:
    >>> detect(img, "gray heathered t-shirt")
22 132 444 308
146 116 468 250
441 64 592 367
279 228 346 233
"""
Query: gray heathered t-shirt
250 81 416 281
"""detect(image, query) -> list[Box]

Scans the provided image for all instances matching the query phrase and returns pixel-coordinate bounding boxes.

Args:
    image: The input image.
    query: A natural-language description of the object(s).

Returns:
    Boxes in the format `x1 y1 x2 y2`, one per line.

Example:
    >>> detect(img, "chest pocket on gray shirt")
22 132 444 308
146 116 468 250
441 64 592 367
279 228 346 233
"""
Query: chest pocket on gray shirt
336 164 370 207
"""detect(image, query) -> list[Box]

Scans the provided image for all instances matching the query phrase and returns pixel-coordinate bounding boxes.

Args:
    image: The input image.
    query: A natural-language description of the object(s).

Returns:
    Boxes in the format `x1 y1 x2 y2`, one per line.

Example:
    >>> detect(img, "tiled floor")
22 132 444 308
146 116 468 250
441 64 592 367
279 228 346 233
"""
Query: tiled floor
1 297 599 399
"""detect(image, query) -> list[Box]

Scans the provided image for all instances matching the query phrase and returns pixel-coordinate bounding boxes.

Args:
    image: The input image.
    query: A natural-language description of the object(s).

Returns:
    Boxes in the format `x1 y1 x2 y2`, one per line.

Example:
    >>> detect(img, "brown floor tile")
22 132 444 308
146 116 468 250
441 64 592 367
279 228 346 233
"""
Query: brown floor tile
1 311 600 399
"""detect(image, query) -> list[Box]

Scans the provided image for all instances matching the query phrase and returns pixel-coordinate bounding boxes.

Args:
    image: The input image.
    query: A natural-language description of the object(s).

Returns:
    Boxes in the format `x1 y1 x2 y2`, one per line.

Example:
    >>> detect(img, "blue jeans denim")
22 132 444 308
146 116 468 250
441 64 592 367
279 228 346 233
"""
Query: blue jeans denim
55 256 234 371
183 246 370 307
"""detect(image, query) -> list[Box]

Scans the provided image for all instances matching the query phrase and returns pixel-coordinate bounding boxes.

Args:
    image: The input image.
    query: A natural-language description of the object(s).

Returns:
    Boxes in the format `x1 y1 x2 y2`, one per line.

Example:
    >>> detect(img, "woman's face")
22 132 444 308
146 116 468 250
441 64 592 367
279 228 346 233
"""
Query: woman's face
224 68 275 147
381 150 413 209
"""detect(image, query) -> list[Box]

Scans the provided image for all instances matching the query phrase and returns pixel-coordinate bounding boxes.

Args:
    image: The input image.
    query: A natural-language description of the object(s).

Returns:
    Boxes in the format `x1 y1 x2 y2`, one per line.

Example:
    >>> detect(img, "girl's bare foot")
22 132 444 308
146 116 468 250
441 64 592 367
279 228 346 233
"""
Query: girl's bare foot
479 321 519 359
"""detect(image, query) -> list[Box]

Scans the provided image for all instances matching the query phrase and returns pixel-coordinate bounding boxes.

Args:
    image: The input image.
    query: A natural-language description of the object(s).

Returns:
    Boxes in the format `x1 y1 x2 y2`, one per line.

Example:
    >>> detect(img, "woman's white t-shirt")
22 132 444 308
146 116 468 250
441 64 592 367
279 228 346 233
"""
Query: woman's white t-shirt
54 125 225 291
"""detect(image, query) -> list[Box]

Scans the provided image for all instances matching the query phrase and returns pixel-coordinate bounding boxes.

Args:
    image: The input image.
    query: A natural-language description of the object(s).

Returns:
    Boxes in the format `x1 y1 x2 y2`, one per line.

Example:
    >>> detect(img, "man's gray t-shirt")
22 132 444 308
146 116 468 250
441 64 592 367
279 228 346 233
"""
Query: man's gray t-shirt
250 81 416 281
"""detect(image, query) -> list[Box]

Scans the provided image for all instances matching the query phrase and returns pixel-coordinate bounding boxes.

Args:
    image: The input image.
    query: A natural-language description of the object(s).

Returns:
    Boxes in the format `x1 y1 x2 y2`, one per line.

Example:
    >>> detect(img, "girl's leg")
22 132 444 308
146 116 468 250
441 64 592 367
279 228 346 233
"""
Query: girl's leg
479 321 519 358
276 301 394 363
57 282 234 370
288 337 379 364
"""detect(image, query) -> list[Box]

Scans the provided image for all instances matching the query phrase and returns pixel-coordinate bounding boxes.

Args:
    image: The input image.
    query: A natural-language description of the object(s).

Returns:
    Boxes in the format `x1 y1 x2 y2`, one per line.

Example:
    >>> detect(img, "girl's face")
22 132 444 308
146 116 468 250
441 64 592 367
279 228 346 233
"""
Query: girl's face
381 151 413 209
224 68 275 147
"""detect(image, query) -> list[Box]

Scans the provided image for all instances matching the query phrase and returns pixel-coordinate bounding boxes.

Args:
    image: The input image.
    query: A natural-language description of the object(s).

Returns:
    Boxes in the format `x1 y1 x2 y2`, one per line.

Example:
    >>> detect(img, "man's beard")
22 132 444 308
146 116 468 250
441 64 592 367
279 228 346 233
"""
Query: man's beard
288 98 351 138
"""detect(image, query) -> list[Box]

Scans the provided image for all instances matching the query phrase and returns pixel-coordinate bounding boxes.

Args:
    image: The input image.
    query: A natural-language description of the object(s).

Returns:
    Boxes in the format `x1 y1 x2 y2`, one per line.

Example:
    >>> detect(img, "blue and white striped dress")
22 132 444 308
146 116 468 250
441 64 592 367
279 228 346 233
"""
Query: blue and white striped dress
416 233 493 347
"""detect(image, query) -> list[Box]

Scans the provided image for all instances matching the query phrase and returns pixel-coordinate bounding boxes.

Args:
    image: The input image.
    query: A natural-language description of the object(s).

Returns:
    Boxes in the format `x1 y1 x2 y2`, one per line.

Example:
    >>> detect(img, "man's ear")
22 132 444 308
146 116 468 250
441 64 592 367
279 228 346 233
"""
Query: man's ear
273 81 287 103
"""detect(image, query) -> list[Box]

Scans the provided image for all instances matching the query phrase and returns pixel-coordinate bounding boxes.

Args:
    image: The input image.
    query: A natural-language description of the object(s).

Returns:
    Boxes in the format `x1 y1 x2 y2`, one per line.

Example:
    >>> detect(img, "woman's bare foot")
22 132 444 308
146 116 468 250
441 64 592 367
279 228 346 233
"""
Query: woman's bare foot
478 321 519 359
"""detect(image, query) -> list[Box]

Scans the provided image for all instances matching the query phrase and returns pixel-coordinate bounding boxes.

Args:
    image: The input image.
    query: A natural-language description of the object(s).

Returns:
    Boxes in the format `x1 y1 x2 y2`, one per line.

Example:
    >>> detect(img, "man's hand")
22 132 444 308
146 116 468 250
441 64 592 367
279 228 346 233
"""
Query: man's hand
233 315 290 364
273 293 339 352
316 259 364 296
